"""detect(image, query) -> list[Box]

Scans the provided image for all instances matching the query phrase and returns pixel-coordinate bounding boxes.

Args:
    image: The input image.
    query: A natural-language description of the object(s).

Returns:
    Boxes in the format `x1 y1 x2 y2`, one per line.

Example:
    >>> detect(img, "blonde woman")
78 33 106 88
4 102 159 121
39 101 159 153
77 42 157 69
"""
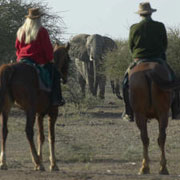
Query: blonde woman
15 8 65 106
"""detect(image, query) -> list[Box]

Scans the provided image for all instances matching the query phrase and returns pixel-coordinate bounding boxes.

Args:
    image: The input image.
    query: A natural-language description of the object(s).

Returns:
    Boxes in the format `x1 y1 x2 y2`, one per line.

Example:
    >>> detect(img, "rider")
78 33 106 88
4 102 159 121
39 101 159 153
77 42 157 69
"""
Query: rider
122 2 179 121
15 8 65 106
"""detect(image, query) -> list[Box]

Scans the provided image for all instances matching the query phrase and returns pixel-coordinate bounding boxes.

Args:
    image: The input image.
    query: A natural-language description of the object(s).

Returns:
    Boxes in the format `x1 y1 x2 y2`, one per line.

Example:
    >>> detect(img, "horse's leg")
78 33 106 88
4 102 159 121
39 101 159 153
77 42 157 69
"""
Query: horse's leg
48 108 59 171
36 114 45 166
136 114 150 174
158 115 169 175
0 110 10 170
26 110 44 171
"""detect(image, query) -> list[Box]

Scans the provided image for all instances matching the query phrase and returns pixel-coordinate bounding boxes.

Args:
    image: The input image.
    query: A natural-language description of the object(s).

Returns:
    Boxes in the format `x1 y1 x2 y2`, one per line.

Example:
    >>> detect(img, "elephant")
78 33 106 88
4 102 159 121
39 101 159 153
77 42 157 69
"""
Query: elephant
69 33 117 99
110 79 123 100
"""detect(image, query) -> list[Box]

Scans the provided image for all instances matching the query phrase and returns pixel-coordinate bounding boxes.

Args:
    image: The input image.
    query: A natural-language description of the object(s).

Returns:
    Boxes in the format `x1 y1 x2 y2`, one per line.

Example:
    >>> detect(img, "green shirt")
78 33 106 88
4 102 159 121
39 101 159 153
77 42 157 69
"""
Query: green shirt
128 17 167 59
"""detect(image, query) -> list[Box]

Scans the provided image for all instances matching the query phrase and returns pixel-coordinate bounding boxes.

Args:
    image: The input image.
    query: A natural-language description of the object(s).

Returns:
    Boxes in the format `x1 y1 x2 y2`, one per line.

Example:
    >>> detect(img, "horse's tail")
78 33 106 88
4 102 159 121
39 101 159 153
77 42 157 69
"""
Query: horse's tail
145 74 153 106
147 70 180 90
0 64 14 113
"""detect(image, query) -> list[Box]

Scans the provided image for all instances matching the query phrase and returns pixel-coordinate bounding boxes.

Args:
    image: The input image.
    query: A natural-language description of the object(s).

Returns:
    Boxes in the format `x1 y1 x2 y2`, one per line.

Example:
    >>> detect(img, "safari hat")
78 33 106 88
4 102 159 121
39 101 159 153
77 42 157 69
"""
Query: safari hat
25 8 43 19
136 2 157 15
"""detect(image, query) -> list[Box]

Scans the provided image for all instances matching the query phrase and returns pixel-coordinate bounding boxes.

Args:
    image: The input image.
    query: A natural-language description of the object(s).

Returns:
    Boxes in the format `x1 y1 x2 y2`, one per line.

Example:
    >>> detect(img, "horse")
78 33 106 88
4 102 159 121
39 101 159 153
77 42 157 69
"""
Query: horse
0 43 71 171
128 61 176 175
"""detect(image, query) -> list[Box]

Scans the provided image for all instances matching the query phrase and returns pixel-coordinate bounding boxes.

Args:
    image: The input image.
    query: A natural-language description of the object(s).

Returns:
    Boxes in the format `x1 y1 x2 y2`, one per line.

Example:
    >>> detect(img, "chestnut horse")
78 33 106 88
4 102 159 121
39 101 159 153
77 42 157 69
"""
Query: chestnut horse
129 62 174 175
0 43 70 171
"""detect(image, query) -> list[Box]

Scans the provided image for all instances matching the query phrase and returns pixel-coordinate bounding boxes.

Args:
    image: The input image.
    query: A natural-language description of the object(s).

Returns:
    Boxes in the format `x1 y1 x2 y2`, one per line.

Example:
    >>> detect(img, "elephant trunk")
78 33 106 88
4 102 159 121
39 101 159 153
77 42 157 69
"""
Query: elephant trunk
93 59 96 90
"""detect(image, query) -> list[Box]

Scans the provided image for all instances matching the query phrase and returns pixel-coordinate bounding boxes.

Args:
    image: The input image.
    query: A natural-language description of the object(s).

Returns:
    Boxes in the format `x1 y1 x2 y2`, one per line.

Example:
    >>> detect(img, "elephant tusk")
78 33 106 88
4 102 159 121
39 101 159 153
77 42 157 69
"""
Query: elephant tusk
89 55 94 61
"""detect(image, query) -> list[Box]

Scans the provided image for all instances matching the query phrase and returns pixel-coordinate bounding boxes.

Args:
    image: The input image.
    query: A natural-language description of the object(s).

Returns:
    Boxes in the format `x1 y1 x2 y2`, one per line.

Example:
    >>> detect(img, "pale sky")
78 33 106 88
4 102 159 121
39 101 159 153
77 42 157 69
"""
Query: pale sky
45 0 180 41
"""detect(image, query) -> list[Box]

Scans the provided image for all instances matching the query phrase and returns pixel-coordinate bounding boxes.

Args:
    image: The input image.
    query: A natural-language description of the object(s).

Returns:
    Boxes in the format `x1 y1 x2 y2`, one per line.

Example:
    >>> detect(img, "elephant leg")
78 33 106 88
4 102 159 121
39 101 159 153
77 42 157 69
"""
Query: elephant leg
87 62 96 96
110 80 115 94
78 73 86 97
89 80 96 96
94 78 98 97
98 75 106 99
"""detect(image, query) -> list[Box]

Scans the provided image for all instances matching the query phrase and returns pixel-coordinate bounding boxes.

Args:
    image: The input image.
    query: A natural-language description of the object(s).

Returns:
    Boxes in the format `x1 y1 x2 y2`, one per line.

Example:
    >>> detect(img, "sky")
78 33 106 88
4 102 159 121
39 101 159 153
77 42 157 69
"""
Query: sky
45 0 180 41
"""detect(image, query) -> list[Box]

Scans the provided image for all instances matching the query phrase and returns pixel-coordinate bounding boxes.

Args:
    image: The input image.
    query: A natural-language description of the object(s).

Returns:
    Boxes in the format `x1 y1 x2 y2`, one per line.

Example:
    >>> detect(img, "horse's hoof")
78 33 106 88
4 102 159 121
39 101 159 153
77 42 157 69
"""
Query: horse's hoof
159 167 169 175
0 164 8 170
138 167 150 175
50 164 59 171
34 164 45 171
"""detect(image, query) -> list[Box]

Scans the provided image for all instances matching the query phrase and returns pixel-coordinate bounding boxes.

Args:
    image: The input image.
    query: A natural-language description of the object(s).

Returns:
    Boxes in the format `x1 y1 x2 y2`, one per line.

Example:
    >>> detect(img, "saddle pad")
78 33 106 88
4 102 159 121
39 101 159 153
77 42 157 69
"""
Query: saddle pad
20 59 52 92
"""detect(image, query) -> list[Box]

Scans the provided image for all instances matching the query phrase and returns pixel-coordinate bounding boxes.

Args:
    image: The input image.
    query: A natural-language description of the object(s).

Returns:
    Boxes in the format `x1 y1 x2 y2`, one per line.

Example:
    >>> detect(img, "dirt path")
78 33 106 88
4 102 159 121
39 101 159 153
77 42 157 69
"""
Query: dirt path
1 91 180 180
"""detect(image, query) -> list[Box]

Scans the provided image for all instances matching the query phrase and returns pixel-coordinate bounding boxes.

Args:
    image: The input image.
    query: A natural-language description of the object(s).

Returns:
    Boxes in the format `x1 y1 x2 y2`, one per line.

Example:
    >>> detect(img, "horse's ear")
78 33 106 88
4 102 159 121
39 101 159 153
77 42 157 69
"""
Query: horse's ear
53 43 59 51
65 42 70 51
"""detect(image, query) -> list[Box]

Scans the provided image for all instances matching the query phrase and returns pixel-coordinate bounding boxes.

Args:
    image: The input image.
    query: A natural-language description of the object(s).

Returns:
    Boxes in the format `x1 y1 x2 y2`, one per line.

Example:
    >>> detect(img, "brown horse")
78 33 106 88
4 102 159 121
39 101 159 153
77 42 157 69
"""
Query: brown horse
128 62 174 175
0 43 71 171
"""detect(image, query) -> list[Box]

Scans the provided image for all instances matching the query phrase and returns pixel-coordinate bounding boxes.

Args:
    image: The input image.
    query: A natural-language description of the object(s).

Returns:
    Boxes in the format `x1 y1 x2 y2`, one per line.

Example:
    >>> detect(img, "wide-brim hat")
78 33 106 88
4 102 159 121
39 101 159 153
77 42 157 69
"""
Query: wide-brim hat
25 8 44 19
136 2 157 15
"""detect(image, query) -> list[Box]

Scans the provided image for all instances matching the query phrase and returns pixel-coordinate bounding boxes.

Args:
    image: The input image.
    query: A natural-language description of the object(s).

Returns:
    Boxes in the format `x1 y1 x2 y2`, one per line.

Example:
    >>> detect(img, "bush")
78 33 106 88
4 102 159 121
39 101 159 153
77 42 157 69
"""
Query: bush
104 27 180 81
167 27 180 77
103 40 132 81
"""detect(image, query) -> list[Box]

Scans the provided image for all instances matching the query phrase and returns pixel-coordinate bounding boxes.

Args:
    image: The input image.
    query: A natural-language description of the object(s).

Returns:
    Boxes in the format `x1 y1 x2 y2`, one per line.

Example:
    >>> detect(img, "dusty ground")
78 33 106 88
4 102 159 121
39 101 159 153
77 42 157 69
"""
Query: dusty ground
1 87 180 180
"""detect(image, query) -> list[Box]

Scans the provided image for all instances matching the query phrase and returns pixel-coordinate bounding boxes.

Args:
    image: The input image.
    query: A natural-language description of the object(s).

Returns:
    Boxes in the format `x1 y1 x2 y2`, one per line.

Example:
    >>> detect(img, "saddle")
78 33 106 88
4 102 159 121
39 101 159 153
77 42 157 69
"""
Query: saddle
127 58 166 73
20 59 53 92
123 58 175 87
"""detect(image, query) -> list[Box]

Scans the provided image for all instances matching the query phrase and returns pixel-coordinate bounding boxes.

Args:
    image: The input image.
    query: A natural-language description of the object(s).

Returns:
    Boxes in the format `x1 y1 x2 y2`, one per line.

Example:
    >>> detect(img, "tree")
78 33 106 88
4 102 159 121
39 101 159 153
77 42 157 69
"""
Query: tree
0 0 65 63
167 27 180 77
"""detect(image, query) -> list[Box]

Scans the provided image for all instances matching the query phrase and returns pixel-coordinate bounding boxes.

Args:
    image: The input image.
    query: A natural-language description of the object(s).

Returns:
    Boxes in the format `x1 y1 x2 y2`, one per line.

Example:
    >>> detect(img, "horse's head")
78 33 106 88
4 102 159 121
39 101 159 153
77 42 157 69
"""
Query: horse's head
53 43 71 84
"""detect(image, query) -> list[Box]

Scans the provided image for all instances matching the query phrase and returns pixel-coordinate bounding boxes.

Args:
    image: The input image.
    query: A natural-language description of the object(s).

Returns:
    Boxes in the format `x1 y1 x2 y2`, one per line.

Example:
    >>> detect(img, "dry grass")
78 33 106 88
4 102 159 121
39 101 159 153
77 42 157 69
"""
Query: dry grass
1 85 180 180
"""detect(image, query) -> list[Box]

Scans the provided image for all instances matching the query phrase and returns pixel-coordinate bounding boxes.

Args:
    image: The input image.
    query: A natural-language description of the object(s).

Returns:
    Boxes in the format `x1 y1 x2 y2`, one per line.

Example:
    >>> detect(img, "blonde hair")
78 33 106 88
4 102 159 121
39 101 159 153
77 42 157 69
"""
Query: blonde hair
17 18 42 44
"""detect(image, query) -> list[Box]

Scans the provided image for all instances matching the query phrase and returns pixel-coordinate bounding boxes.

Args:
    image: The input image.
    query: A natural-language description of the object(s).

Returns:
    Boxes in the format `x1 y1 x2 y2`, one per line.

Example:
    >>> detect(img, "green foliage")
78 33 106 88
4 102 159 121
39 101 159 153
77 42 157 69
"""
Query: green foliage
103 40 132 81
167 27 180 77
0 0 65 64
62 60 100 112
104 28 180 81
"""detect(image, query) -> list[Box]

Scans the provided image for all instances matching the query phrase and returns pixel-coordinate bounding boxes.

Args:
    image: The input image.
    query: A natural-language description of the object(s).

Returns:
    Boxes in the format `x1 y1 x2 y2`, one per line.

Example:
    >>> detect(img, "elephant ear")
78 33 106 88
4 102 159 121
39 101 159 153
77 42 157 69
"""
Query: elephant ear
86 34 105 60
69 34 90 62
102 36 117 54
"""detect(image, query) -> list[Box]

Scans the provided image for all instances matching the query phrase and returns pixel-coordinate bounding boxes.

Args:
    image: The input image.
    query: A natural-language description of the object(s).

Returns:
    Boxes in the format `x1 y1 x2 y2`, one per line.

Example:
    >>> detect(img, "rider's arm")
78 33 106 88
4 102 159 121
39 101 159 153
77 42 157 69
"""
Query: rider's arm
39 27 54 64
